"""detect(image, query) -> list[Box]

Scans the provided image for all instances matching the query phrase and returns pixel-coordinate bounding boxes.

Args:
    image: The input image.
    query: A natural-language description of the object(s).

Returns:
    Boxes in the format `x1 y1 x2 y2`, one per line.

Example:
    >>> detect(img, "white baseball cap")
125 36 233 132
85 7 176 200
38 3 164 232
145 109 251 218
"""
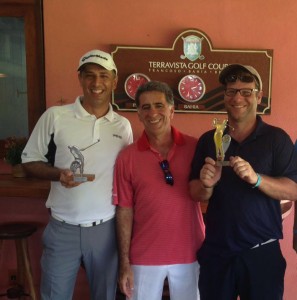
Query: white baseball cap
77 49 117 74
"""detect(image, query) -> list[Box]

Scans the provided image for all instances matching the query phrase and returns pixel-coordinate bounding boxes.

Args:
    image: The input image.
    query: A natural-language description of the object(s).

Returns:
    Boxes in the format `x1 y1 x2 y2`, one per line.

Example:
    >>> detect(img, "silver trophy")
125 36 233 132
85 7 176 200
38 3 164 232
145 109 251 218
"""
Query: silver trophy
213 118 231 166
68 139 100 182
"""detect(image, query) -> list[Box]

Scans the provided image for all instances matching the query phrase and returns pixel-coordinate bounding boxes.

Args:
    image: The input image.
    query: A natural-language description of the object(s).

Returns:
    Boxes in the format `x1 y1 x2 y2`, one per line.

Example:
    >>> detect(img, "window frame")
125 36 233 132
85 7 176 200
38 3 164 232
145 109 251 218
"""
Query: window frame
0 0 45 157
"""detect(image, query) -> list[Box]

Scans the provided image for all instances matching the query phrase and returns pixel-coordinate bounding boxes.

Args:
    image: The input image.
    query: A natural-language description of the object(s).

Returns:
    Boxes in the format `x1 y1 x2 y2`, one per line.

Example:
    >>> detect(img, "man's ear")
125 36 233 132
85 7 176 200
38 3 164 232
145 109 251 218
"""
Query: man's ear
112 75 118 90
78 72 83 87
257 90 263 104
170 105 174 119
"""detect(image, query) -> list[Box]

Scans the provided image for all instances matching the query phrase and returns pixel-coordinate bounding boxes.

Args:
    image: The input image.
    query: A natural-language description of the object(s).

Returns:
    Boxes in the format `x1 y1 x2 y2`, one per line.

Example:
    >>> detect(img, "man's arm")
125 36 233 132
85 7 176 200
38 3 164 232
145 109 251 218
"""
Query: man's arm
23 161 61 181
230 156 297 201
293 202 297 253
189 157 222 202
116 206 134 299
257 176 297 201
23 161 80 188
189 179 214 202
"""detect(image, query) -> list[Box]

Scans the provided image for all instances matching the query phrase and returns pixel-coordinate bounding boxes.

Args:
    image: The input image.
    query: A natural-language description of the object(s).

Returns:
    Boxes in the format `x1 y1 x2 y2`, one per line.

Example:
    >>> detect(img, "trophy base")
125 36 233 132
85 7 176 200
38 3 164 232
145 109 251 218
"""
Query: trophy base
72 174 95 182
215 160 230 166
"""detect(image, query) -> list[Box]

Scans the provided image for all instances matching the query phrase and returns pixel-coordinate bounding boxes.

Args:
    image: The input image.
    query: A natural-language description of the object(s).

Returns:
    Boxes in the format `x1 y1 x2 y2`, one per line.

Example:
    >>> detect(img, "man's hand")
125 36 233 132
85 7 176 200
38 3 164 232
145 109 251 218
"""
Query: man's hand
60 169 81 188
200 157 222 188
118 263 134 299
230 156 258 185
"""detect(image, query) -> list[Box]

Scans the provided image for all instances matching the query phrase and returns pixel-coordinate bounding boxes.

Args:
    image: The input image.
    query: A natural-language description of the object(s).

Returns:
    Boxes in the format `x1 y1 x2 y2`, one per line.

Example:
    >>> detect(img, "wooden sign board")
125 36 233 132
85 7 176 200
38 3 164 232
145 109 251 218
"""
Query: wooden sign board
111 29 272 114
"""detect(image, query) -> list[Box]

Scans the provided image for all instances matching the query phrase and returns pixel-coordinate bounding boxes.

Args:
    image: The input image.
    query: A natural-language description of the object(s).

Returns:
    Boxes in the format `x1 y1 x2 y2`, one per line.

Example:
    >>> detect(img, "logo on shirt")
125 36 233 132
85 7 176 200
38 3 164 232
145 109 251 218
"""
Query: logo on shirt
113 134 122 139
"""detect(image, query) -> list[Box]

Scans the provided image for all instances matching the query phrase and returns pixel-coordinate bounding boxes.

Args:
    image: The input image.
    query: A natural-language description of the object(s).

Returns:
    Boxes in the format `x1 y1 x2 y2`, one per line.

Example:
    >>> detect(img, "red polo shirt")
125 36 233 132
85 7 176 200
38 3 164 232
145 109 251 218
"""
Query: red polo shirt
113 127 205 265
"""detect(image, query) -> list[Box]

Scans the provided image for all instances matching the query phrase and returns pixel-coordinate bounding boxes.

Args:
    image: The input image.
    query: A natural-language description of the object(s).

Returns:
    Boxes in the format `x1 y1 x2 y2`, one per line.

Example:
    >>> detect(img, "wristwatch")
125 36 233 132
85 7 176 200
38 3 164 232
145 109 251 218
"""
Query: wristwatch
178 74 205 102
124 73 150 100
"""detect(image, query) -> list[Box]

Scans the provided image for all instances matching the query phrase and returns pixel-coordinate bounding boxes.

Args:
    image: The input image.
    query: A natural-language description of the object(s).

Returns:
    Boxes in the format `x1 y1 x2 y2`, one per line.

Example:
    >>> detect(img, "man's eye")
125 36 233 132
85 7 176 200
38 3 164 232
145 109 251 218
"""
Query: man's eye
241 90 251 96
226 89 236 95
85 74 94 79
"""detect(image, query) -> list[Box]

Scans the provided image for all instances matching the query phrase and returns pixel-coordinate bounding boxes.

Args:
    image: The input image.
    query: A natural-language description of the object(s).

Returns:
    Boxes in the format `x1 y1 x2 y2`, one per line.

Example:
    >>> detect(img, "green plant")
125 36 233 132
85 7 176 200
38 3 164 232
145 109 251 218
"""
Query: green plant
4 137 27 166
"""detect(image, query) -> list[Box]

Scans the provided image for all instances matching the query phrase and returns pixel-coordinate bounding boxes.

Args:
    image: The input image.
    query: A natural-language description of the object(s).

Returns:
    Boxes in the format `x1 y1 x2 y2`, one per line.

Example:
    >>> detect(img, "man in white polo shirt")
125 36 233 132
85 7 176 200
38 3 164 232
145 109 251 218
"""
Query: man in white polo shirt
22 49 133 300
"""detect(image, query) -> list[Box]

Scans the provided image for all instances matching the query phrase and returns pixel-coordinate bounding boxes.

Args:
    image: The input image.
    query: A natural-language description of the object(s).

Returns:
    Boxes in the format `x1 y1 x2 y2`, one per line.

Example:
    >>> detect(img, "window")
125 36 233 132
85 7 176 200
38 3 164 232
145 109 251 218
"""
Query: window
0 0 45 157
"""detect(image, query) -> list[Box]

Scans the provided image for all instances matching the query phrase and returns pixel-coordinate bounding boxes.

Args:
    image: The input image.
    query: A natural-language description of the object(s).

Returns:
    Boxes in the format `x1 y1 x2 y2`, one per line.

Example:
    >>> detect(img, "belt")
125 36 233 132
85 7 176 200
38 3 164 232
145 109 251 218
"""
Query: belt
251 238 277 249
51 214 114 227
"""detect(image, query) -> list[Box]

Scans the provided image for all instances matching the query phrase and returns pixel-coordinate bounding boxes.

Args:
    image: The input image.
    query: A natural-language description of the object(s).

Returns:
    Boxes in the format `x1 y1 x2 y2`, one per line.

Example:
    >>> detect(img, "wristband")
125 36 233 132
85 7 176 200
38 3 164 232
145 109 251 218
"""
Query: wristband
252 173 262 188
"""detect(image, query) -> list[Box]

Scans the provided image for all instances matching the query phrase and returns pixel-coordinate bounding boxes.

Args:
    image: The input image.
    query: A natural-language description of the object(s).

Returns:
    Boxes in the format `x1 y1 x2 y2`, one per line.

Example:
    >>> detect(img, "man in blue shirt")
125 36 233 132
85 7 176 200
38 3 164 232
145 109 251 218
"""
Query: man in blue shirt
189 64 297 300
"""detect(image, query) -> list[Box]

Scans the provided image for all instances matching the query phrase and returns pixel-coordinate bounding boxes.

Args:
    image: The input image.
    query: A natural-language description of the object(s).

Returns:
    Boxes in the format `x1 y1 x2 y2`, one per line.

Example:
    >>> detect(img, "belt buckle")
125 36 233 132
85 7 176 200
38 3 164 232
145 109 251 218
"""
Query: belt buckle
79 219 103 227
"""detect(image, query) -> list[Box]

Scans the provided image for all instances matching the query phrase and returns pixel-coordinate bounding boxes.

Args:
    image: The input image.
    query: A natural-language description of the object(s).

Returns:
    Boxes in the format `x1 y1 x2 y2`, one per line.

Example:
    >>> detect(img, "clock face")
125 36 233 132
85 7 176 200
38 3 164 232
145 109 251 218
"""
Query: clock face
178 75 205 102
124 73 150 100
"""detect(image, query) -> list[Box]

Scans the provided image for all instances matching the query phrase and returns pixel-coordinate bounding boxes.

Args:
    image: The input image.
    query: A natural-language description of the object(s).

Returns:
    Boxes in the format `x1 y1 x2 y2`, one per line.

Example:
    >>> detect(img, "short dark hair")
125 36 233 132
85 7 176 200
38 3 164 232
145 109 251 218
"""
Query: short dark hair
135 81 174 107
78 63 117 77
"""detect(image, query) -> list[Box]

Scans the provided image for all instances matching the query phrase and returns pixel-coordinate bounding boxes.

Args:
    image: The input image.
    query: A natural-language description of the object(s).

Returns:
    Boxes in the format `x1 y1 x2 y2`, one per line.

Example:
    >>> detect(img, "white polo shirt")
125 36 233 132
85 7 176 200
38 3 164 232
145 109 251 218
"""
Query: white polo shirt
22 97 133 224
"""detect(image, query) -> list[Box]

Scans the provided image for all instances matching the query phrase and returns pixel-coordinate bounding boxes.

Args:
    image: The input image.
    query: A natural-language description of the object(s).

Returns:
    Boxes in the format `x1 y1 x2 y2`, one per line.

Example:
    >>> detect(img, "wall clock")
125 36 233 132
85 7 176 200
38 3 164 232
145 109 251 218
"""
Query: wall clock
124 73 150 100
178 75 205 102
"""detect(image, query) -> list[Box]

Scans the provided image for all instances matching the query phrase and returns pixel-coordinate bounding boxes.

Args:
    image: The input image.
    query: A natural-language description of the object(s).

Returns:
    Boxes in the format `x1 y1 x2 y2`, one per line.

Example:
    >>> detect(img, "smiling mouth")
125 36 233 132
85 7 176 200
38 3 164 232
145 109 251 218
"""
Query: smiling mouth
149 118 161 124
91 89 104 95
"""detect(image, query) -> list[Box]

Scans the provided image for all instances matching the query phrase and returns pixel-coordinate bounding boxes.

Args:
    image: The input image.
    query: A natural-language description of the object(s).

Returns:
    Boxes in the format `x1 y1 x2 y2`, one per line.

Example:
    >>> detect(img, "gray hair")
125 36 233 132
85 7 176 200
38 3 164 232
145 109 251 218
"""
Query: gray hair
135 81 174 107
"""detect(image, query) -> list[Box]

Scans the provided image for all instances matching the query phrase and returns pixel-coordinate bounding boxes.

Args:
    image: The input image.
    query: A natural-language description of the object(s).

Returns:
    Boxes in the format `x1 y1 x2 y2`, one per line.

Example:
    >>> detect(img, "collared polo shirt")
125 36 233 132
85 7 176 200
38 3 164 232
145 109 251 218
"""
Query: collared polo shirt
113 127 205 265
190 116 297 256
22 97 133 224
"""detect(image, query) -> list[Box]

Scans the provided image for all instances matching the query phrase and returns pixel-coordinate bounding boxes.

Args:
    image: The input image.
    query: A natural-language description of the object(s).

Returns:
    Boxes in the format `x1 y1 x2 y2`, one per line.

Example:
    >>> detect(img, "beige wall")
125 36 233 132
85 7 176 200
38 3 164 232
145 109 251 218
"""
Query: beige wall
1 1 296 299
43 0 297 141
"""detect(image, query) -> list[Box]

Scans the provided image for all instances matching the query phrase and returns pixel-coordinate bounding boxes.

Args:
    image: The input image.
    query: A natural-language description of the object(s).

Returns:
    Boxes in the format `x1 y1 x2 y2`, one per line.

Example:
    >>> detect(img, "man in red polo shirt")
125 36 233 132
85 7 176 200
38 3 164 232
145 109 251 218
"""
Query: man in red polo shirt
113 81 205 300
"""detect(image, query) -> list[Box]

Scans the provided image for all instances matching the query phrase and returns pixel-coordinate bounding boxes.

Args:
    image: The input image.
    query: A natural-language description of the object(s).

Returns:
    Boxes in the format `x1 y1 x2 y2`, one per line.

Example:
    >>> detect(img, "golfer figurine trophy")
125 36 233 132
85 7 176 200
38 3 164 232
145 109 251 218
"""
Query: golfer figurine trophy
68 139 100 182
213 118 231 166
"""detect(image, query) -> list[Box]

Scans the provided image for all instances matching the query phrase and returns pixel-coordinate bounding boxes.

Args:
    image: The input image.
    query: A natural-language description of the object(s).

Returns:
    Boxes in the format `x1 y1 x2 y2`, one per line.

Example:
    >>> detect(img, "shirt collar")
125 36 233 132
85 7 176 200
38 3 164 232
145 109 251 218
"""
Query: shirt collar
249 115 266 139
74 96 114 121
137 126 185 151
244 115 263 139
232 115 265 145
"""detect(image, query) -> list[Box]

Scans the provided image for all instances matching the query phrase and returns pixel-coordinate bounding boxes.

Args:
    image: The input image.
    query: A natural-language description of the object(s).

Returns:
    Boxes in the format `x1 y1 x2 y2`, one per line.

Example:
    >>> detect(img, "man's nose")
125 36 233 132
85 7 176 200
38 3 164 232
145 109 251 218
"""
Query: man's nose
92 76 103 85
148 106 159 114
233 90 244 99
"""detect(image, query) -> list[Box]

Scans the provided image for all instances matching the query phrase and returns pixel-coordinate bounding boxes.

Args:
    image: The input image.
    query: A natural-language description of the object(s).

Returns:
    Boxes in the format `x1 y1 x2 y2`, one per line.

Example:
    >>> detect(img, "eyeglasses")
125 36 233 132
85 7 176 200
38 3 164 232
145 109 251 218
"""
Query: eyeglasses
225 74 255 83
224 88 258 97
159 160 174 186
